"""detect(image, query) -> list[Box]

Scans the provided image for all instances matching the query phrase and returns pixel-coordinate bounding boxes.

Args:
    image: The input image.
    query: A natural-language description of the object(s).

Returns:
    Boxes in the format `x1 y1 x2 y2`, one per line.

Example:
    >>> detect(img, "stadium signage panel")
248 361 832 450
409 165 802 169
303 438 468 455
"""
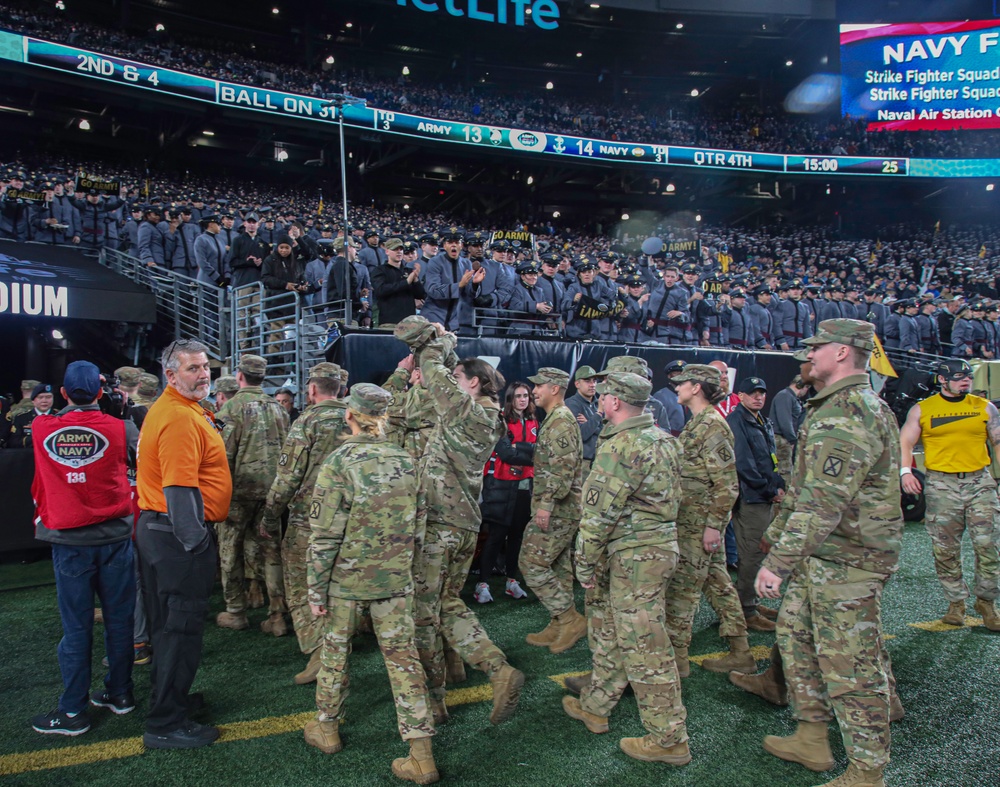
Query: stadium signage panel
7 35 1000 177
842 20 1000 131
395 0 560 30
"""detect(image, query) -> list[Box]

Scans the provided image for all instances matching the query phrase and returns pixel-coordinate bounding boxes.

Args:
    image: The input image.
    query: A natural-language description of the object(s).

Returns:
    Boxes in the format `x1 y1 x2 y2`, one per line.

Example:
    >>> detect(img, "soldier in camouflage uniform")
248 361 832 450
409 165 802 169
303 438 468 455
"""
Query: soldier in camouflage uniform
384 360 437 459
393 315 525 728
305 383 439 785
216 355 291 634
114 366 144 398
660 365 752 677
756 320 902 787
521 367 586 654
262 362 351 684
212 376 240 415
565 371 691 766
8 379 40 419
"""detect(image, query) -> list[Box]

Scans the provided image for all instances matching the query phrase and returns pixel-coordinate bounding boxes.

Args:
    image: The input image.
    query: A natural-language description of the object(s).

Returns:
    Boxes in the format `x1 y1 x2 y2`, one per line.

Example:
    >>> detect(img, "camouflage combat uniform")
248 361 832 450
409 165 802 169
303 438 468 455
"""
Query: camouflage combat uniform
520 371 584 620
663 404 744 651
384 367 437 459
407 332 508 705
763 370 902 772
263 369 351 655
219 360 290 617
307 389 433 741
575 372 688 749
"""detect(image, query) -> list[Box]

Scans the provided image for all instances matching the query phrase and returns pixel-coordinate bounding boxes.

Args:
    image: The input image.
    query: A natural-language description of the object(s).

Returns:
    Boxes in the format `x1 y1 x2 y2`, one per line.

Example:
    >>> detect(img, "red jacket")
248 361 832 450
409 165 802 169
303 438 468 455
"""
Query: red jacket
487 416 538 481
31 409 132 531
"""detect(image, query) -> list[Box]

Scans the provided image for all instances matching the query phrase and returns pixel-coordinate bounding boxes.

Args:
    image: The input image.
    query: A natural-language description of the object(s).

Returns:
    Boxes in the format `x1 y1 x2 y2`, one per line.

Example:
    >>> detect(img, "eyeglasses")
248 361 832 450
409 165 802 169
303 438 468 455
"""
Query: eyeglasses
163 338 199 367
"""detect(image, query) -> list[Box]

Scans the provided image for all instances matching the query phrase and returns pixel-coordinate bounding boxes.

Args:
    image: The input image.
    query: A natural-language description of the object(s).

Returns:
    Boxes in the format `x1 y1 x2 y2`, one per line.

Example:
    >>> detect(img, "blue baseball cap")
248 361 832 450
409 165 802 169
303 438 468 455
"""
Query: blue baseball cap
63 361 101 400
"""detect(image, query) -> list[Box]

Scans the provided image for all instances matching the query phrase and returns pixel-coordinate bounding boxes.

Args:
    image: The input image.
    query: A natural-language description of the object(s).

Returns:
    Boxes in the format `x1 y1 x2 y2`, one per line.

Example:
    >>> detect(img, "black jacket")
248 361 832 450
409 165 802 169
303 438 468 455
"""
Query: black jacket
371 262 426 325
261 251 307 320
479 434 534 527
727 403 784 504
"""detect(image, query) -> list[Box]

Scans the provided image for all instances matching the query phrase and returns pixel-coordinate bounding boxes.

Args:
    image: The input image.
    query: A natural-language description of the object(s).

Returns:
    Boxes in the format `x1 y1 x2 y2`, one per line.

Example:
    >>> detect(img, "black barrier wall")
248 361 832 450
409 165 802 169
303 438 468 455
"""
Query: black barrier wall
327 333 802 410
0 449 43 554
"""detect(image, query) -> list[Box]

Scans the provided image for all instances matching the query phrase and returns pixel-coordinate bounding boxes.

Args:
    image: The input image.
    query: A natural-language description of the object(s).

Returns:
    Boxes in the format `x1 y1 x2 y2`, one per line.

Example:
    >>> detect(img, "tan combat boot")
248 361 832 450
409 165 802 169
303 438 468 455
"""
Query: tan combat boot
391 737 439 785
246 580 264 609
561 695 609 733
730 664 788 706
746 612 777 632
303 718 342 754
674 646 690 678
974 598 1000 631
763 721 835 772
889 693 905 722
757 604 779 621
563 672 591 696
525 617 559 647
489 664 525 724
294 649 322 685
701 636 756 674
814 763 885 787
942 600 966 626
444 648 466 685
619 736 691 766
549 609 587 654
216 611 250 630
261 612 289 637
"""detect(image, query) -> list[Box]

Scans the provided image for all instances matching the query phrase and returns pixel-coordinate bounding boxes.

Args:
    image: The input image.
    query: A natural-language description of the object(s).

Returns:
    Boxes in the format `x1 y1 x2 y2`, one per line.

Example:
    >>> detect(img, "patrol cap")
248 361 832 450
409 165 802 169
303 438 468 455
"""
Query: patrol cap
793 349 811 361
737 376 768 394
339 369 350 384
214 375 239 395
663 360 686 375
394 314 437 349
516 261 540 275
384 237 404 251
598 355 650 379
20 379 41 392
672 364 722 387
115 366 143 388
528 367 570 388
803 318 875 353
308 361 342 380
333 236 360 250
596 371 651 407
574 365 599 381
238 354 267 376
347 383 392 416
936 359 973 380
31 382 55 401
63 362 98 400
133 372 158 397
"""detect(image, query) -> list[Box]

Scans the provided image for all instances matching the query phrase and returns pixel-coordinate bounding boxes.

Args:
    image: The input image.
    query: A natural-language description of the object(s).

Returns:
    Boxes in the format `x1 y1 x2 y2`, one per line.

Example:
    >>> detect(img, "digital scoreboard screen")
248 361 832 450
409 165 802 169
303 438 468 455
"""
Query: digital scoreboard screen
841 20 1000 131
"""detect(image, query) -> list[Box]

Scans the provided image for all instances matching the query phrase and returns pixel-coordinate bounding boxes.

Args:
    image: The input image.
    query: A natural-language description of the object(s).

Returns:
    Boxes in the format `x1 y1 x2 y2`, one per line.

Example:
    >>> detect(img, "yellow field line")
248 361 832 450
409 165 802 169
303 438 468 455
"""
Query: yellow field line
909 616 984 632
0 681 493 777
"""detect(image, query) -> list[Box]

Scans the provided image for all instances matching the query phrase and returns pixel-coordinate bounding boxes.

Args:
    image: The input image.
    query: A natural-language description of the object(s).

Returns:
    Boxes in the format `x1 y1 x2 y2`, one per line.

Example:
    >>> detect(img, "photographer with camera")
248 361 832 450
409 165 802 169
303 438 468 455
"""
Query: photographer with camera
30 361 140 736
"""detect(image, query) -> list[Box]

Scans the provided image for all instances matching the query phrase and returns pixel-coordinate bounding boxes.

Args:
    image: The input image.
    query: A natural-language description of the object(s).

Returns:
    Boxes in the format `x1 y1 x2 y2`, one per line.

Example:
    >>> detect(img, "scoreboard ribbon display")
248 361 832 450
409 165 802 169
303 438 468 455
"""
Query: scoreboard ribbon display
4 32 1000 177
841 20 1000 132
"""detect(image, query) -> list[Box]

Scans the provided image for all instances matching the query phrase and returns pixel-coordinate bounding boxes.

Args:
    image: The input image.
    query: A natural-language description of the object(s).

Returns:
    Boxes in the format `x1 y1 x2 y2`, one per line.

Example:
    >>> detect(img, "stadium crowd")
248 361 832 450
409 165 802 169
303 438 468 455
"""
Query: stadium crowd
2 1 998 160
3 154 1000 359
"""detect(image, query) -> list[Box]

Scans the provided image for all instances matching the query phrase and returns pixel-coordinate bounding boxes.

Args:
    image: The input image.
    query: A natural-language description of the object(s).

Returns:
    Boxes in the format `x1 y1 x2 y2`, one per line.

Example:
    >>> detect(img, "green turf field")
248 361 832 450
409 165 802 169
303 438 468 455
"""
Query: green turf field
2 521 998 786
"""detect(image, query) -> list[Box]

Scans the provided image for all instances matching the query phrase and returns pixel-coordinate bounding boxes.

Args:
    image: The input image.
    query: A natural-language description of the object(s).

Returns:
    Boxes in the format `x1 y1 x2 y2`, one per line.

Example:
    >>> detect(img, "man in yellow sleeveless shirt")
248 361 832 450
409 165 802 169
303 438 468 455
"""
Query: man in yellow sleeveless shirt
900 359 1000 629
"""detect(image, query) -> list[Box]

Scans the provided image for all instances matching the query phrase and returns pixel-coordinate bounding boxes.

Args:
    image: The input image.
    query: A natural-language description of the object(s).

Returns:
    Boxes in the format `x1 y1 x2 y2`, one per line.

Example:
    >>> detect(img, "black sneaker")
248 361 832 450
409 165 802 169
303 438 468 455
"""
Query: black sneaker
143 721 220 750
90 689 136 715
31 710 91 736
133 645 152 666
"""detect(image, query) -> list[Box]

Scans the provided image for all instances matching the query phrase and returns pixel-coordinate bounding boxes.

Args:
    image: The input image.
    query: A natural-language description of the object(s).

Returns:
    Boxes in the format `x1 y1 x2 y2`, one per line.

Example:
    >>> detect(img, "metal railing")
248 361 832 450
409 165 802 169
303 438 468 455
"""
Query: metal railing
229 282 349 396
471 307 562 338
100 249 230 361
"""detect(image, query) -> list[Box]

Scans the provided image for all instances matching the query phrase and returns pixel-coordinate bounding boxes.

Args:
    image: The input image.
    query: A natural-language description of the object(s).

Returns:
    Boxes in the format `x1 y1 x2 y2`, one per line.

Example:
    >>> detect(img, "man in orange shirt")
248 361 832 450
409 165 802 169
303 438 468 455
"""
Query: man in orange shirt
136 339 232 750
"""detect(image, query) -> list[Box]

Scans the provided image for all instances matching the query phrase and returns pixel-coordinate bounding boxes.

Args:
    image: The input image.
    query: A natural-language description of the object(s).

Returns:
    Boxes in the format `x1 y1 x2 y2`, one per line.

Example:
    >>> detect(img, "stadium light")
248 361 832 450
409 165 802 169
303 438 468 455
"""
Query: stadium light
553 211 561 218
695 214 702 222
527 175 534 185
676 22 684 29
346 22 353 28
51 329 64 340
272 7 279 14
78 119 90 131
203 129 215 136
402 66 410 75
589 3 600 7
621 213 630 221
785 60 794 67
576 52 582 58
403 204 410 210
545 81 554 90
325 55 335 64
988 184 995 191
666 183 676 192
155 23 165 32
690 89 699 97
55 0 65 9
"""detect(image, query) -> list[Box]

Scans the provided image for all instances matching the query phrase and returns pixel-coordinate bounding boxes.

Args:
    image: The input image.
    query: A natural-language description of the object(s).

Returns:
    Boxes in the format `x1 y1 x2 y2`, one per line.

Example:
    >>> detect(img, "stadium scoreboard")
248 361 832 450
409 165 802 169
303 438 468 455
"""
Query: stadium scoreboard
2 33 999 178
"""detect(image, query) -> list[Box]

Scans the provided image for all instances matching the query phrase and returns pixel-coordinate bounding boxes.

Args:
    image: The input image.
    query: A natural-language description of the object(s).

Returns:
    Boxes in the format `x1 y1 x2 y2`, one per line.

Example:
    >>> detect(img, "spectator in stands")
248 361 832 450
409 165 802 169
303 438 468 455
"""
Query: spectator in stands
371 237 425 328
261 235 310 358
194 215 228 286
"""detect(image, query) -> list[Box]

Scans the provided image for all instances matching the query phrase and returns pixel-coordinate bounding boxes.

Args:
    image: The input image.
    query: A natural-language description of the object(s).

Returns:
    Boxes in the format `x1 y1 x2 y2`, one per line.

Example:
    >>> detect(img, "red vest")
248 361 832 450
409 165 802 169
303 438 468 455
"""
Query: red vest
488 417 538 482
31 409 132 531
